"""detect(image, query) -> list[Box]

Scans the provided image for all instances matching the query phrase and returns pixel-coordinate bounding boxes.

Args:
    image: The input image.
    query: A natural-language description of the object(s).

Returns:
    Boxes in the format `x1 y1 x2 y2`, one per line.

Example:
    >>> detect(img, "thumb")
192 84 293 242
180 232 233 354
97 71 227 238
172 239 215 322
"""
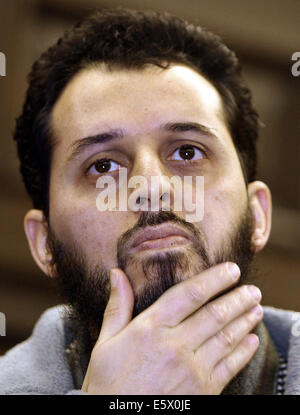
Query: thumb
97 268 134 346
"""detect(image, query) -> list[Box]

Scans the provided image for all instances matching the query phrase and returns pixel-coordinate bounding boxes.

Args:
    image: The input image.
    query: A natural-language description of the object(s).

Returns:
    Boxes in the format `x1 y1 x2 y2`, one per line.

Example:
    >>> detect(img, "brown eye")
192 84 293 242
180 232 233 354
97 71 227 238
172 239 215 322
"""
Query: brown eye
170 144 205 161
95 159 112 173
87 159 121 176
179 145 196 160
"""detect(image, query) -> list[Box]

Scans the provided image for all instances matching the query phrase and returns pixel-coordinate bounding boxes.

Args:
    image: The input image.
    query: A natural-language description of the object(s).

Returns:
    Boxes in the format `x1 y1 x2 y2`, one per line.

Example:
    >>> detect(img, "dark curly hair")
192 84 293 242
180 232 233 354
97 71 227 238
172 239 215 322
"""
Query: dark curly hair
14 7 259 219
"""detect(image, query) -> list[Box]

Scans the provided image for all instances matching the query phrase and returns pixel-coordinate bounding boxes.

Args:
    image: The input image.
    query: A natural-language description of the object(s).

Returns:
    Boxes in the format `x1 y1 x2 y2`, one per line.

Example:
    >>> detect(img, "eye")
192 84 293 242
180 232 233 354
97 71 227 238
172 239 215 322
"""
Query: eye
87 158 121 176
170 144 205 161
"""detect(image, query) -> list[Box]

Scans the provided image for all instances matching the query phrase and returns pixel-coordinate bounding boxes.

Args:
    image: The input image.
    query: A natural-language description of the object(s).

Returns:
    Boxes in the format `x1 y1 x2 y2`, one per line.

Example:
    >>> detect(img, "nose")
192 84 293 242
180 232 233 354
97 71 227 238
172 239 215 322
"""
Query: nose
127 149 176 212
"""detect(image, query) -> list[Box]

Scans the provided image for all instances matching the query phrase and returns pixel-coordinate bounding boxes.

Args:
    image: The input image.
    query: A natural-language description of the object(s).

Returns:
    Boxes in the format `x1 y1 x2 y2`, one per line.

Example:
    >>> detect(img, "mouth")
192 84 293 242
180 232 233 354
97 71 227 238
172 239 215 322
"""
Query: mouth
129 223 192 253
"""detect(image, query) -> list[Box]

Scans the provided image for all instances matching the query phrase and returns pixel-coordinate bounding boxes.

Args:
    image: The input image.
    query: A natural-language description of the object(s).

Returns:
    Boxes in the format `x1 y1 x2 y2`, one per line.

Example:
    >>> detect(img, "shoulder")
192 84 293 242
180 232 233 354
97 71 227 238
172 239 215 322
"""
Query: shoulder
263 305 299 357
0 305 75 394
263 306 300 395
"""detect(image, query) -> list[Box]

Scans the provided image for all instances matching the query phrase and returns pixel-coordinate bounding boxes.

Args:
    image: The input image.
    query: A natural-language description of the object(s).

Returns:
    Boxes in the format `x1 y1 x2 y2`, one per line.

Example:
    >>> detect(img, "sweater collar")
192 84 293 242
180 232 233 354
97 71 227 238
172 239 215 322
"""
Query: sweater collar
222 321 279 394
66 320 279 394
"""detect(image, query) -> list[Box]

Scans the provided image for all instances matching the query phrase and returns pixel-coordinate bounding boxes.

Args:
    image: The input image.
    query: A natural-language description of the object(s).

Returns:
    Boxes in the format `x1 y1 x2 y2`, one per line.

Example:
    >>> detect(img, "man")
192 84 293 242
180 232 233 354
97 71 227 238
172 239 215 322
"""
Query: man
0 8 299 395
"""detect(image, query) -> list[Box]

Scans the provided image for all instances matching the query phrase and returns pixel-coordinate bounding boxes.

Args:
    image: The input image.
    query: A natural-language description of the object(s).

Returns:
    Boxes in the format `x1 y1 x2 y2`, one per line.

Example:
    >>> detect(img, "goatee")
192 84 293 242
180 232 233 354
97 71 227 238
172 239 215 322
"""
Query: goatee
47 208 255 355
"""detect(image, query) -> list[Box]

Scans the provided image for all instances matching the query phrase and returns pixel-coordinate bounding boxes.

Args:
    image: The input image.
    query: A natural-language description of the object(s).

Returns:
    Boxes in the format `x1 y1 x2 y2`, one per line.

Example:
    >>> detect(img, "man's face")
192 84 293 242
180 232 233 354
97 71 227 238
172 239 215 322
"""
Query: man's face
48 64 253 334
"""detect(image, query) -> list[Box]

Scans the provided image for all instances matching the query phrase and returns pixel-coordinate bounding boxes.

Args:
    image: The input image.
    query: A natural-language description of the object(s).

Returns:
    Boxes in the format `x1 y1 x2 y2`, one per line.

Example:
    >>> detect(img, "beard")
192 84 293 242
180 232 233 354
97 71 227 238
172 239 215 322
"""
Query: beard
47 208 255 356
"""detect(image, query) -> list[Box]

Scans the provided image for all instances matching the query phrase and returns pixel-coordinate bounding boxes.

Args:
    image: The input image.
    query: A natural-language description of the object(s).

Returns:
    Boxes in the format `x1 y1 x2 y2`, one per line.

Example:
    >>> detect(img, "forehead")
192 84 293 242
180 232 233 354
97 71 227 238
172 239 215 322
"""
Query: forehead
51 63 229 149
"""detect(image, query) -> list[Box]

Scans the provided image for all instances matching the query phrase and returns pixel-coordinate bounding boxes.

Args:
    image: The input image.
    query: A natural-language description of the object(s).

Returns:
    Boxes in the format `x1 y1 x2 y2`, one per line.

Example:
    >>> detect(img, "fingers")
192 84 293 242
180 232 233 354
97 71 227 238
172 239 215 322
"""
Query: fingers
177 284 262 350
212 333 260 392
197 304 263 368
146 262 240 327
96 268 134 347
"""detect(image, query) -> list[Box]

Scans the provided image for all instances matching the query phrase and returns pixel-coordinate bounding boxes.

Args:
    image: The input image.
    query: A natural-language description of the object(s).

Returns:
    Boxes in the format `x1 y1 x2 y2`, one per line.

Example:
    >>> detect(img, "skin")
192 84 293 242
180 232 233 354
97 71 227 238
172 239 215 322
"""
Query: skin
24 63 272 394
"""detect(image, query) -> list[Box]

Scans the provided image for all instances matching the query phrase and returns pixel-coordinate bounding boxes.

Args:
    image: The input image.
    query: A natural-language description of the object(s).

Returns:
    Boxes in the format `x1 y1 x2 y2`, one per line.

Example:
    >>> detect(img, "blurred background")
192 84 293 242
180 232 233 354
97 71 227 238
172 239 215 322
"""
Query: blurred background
0 0 299 355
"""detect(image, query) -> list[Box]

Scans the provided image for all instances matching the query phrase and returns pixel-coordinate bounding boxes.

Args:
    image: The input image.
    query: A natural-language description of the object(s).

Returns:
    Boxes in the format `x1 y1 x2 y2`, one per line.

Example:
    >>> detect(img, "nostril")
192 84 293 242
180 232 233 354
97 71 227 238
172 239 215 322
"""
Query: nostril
160 192 170 202
136 196 148 206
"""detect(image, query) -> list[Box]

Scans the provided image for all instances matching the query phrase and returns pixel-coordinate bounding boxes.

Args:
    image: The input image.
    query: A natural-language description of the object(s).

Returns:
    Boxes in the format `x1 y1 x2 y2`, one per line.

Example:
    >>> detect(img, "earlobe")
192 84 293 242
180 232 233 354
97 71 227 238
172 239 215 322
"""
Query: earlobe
248 181 272 253
24 209 54 277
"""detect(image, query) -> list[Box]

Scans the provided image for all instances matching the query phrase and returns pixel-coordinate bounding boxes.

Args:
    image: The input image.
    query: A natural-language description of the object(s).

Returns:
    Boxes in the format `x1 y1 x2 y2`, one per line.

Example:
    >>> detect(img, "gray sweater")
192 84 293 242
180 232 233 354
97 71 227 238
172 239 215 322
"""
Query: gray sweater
0 305 299 395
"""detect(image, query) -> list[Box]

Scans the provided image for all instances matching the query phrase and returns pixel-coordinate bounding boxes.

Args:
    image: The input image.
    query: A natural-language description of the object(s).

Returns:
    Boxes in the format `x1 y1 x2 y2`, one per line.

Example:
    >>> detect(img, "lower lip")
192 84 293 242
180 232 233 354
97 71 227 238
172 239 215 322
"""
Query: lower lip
132 235 189 252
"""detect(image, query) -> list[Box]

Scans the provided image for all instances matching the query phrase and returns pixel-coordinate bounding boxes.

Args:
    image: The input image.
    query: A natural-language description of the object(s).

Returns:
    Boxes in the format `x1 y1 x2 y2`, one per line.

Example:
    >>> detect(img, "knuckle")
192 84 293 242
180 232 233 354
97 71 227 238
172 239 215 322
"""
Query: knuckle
134 317 156 342
147 310 161 328
164 344 183 364
216 329 234 349
183 283 205 305
205 302 226 326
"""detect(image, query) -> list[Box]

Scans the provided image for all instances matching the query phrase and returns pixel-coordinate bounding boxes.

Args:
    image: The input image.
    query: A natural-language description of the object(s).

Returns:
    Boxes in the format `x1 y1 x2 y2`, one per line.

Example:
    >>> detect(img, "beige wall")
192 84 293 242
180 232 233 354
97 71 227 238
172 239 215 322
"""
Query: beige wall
0 0 299 354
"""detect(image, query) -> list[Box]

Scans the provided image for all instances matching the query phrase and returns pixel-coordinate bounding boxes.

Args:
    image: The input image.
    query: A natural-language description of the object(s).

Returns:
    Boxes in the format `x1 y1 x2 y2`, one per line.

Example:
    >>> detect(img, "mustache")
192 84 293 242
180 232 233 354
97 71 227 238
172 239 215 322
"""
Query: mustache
46 205 255 352
117 210 210 270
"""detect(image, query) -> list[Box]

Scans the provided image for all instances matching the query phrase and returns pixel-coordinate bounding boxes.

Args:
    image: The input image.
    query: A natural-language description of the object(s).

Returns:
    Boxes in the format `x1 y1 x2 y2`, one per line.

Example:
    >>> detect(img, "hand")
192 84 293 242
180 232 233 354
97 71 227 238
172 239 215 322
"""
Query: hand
81 262 262 394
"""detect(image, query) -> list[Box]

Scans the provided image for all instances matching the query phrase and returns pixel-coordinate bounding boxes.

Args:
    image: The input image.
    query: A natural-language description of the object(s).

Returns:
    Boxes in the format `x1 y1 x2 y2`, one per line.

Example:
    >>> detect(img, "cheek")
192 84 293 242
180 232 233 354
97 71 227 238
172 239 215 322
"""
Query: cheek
49 189 131 269
199 179 248 254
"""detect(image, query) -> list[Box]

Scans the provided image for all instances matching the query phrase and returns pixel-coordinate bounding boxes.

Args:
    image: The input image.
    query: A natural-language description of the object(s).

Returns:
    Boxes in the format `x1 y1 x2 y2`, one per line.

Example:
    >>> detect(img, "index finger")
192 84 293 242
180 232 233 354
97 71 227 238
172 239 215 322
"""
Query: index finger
146 262 240 327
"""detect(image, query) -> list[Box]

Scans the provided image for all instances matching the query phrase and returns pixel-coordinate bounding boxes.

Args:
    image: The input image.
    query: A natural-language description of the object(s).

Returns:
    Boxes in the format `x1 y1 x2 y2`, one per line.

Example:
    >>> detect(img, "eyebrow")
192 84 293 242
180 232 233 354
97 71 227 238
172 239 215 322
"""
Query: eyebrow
67 121 218 162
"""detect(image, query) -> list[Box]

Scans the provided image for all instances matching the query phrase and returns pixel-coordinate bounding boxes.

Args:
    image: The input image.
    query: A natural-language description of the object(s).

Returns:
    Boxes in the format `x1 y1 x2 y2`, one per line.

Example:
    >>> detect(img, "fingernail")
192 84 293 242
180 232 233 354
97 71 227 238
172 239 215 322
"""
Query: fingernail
110 269 119 288
226 262 240 279
248 334 259 346
251 304 263 316
248 285 262 301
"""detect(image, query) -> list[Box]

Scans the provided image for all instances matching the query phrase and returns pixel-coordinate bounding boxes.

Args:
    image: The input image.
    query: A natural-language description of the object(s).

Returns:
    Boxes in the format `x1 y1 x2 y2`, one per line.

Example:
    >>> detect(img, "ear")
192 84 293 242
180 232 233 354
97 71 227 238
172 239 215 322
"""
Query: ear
247 181 272 253
24 209 55 277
